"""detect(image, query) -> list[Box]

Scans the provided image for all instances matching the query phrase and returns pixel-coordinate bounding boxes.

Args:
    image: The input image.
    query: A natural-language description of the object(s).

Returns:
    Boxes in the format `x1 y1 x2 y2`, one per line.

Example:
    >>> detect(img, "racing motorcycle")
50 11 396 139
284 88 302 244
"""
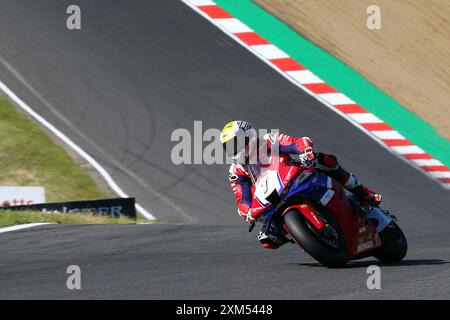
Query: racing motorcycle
249 154 407 268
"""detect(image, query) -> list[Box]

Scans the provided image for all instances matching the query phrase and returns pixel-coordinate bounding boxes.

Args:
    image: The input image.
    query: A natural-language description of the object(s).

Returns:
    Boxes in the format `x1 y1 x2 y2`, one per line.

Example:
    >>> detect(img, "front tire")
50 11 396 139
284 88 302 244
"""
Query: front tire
283 208 348 268
374 221 407 263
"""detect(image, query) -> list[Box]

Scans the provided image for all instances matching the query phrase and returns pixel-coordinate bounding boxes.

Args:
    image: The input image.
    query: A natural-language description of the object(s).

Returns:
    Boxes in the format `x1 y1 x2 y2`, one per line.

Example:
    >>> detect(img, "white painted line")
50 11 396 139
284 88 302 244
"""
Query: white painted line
413 159 443 166
0 223 56 235
318 93 355 105
0 79 155 221
429 171 450 178
348 113 384 124
215 18 252 33
286 70 324 84
189 0 215 5
392 145 425 155
371 130 405 140
250 44 289 60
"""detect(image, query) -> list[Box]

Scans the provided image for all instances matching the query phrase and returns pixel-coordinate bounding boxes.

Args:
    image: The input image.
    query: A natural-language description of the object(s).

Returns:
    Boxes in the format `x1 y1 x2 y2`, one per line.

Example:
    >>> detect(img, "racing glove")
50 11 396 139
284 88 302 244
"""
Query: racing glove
239 203 255 224
245 210 256 224
299 147 317 167
295 137 317 167
239 203 264 224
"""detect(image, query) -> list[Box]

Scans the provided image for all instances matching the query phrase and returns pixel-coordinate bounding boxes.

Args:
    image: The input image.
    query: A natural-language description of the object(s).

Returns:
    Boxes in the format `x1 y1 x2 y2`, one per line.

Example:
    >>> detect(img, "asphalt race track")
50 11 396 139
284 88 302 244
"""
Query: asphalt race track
0 0 449 299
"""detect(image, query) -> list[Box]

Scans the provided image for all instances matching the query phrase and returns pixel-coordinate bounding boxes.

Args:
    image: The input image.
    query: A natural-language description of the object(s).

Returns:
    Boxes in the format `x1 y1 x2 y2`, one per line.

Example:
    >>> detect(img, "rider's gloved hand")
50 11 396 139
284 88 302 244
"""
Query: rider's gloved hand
300 147 317 167
295 137 317 167
240 204 260 224
245 210 256 224
240 204 254 224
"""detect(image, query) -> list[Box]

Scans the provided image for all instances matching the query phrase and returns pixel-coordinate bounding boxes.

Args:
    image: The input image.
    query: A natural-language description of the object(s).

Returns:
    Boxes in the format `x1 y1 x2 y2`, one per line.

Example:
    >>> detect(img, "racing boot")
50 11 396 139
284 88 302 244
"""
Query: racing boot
342 172 382 207
351 185 382 207
258 231 289 249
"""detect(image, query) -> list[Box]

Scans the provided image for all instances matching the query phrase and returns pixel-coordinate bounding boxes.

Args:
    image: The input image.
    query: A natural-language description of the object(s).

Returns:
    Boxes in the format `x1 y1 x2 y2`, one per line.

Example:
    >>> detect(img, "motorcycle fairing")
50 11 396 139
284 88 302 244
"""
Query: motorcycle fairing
285 172 334 205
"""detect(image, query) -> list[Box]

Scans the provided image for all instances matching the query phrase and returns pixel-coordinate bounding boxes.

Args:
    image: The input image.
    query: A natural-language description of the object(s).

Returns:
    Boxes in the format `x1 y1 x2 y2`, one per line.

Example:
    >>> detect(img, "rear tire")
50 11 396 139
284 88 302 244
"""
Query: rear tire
374 221 407 263
283 208 348 268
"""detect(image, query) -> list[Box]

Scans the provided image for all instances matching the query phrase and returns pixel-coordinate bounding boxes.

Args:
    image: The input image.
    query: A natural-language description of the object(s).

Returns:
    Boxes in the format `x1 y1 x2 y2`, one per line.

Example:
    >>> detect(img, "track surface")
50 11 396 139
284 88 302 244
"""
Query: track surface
0 0 449 299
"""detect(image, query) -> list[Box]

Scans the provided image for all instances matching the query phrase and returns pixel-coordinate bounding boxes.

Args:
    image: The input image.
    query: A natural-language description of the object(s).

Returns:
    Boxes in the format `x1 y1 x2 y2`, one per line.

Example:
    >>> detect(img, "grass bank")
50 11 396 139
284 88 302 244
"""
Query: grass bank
0 94 108 202
0 210 135 227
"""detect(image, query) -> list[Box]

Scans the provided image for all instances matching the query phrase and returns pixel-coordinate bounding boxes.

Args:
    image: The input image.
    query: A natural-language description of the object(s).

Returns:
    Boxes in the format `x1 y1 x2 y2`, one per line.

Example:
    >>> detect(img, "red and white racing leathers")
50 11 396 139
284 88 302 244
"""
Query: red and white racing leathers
227 132 380 226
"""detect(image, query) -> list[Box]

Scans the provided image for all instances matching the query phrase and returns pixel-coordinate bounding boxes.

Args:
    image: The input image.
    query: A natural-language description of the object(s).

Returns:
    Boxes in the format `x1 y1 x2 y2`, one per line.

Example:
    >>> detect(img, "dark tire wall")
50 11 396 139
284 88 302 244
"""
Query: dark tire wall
283 209 348 268
374 221 408 263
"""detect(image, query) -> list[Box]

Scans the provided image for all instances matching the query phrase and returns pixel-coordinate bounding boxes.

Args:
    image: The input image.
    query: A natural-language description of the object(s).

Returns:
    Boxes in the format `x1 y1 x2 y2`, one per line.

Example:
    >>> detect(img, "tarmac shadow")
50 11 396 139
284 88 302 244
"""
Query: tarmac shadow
293 259 450 269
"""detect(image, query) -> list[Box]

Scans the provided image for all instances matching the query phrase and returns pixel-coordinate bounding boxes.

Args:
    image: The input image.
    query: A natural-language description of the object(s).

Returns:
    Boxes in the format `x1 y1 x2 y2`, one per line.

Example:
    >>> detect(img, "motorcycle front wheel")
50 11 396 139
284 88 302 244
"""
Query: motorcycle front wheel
283 207 348 268
373 221 408 263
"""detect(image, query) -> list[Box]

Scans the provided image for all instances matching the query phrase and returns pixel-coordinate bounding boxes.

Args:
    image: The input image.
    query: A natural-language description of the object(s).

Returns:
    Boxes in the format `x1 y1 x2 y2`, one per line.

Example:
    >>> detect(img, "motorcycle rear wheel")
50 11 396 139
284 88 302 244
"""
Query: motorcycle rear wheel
283 208 348 268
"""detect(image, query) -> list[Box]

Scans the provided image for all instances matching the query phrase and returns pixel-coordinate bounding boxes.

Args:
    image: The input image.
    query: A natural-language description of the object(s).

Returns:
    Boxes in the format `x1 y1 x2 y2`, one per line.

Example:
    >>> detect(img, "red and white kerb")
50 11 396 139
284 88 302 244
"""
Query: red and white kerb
183 0 450 189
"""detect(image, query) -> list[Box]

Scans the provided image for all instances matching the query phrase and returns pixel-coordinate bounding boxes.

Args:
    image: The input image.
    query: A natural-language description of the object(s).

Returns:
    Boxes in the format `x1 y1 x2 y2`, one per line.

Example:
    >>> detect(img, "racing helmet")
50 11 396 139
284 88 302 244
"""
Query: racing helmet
220 120 258 164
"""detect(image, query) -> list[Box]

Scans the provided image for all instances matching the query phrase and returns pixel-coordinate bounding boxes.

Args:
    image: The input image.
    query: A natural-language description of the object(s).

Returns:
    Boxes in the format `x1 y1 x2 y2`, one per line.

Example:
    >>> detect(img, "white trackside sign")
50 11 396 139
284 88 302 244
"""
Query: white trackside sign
0 187 46 207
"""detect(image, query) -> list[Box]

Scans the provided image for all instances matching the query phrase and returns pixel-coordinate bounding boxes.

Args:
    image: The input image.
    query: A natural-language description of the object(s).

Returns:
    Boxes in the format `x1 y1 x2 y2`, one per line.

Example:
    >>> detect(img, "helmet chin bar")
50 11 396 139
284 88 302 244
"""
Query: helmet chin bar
232 152 246 165
233 138 267 166
222 125 259 164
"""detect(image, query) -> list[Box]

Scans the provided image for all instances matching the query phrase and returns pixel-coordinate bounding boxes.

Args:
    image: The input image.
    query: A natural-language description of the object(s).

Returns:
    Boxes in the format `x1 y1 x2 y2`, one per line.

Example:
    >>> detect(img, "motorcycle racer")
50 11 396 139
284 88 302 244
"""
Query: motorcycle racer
220 120 382 249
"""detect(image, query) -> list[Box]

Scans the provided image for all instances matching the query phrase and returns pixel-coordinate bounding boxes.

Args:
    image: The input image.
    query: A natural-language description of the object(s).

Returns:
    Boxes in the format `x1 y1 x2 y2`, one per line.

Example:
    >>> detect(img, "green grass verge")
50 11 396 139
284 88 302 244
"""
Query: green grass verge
0 94 108 202
0 210 135 227
0 94 156 225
